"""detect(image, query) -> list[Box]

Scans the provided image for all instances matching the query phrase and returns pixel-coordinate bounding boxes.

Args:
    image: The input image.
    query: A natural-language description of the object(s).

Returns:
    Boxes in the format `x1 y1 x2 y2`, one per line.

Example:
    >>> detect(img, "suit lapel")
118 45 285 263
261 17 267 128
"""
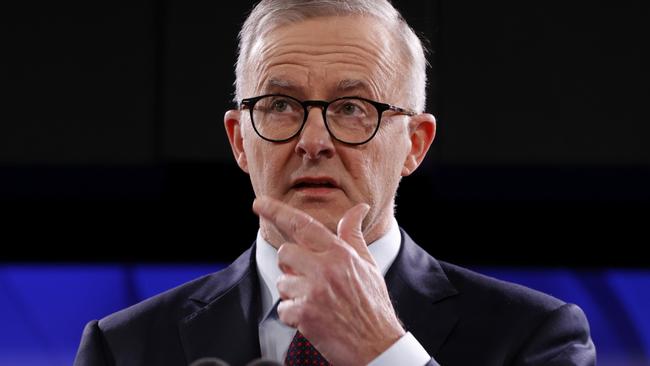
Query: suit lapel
178 245 262 366
386 229 460 356
177 231 459 364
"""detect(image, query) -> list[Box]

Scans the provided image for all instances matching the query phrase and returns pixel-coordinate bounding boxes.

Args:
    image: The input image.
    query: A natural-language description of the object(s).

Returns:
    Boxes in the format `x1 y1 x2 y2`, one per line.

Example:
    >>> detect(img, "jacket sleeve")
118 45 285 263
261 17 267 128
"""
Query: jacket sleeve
514 303 596 366
74 320 112 366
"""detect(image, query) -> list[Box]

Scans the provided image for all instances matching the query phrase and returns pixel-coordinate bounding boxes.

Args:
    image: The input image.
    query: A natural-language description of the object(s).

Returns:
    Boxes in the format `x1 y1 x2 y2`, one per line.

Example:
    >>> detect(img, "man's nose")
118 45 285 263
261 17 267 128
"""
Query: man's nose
295 108 335 160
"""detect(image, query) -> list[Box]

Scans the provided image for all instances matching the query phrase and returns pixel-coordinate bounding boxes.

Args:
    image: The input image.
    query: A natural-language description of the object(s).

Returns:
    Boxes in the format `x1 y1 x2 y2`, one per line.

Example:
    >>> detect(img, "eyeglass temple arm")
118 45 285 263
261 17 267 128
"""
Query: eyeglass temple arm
388 105 417 116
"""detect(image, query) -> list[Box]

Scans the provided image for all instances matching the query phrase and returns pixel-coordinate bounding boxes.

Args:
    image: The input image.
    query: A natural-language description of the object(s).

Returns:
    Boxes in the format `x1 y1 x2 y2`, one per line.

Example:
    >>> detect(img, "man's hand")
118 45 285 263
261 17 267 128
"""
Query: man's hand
253 196 405 366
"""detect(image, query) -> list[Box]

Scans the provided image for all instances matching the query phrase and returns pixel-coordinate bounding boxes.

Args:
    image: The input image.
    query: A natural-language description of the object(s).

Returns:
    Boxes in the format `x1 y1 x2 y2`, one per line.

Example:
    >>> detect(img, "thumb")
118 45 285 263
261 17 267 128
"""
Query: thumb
337 203 373 263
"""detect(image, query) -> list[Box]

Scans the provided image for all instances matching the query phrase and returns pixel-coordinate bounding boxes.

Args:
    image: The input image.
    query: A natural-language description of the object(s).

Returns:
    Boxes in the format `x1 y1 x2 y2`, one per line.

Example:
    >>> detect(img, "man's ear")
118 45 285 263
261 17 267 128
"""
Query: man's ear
224 109 249 173
402 113 436 176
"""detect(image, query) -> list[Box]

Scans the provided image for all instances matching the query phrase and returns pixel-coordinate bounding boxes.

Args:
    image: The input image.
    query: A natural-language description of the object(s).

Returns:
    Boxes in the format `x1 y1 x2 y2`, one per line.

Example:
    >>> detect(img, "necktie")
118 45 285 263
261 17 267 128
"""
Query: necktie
284 331 332 366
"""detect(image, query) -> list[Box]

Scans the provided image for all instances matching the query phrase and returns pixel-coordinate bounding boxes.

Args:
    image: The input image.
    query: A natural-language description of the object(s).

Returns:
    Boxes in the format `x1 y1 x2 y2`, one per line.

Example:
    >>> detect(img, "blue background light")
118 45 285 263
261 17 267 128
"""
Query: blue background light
1 264 648 365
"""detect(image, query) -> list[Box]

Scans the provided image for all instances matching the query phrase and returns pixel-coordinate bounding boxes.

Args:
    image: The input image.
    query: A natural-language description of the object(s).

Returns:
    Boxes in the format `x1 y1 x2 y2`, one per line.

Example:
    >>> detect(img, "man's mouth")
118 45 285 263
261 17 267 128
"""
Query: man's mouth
291 177 340 192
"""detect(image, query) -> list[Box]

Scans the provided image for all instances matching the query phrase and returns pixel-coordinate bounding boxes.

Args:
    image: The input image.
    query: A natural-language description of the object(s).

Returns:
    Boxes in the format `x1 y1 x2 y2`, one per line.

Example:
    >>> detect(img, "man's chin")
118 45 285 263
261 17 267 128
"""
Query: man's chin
297 206 343 234
281 194 349 231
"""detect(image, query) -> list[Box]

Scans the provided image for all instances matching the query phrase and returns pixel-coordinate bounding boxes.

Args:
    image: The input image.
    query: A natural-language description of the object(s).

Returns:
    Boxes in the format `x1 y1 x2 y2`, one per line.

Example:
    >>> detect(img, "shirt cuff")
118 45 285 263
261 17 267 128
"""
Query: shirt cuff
367 332 437 366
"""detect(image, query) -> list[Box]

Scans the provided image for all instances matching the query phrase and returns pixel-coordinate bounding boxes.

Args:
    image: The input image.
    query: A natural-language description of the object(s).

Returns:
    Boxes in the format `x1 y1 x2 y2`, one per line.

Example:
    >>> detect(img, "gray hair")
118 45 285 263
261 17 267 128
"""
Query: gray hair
234 0 428 112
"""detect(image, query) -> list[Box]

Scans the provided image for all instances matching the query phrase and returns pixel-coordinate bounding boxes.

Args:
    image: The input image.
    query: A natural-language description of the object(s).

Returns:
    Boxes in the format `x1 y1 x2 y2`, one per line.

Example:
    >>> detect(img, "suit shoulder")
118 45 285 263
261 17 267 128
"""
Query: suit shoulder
439 261 566 313
98 272 211 333
436 262 595 364
97 247 254 335
98 258 251 336
76 273 220 365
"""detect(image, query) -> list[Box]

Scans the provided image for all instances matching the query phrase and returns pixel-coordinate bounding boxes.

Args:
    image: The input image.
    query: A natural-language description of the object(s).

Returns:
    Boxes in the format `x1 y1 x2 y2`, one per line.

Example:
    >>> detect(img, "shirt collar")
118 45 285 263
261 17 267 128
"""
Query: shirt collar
255 218 402 320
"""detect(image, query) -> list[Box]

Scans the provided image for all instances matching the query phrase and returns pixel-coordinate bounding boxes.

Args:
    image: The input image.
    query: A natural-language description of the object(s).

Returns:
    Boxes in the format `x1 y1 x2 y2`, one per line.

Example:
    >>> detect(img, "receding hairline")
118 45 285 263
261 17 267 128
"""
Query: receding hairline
235 0 429 111
243 14 407 97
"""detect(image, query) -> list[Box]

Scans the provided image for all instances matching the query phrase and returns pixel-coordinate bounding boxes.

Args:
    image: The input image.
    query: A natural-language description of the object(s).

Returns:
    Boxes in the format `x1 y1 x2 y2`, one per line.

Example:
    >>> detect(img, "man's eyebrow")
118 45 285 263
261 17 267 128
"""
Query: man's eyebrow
337 79 371 95
264 78 304 95
267 78 292 88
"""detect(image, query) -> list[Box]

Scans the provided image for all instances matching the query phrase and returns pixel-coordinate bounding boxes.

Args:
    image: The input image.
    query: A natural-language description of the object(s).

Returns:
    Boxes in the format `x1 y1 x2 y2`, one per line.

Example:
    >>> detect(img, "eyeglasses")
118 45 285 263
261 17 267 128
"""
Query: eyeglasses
240 94 416 145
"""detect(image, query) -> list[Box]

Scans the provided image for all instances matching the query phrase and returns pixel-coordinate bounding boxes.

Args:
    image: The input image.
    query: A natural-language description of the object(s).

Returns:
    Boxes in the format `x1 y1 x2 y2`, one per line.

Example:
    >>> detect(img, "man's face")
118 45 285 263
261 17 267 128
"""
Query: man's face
225 15 435 246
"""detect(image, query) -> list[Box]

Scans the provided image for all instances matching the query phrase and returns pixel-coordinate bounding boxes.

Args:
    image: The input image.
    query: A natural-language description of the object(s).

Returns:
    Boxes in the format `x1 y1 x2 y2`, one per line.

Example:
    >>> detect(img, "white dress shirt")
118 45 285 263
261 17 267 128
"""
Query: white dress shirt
255 218 435 365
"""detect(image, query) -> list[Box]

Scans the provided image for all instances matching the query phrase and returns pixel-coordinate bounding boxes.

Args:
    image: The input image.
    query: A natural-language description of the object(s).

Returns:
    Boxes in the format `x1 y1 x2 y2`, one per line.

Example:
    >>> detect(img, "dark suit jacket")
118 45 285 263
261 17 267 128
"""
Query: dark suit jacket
74 230 595 366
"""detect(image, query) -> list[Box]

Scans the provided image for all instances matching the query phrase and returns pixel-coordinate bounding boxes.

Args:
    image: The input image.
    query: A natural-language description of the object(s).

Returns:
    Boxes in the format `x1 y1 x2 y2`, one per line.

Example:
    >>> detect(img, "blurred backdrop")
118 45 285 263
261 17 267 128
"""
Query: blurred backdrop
1 0 649 365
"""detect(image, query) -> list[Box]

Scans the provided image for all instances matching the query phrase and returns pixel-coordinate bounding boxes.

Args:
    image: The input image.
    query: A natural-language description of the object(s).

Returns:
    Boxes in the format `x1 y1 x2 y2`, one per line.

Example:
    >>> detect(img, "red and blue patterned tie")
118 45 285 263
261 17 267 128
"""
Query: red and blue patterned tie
284 331 332 366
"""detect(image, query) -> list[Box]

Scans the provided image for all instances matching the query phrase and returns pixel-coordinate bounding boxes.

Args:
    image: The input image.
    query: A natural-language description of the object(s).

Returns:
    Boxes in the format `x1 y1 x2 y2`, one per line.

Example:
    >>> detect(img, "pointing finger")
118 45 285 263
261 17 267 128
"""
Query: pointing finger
253 196 336 251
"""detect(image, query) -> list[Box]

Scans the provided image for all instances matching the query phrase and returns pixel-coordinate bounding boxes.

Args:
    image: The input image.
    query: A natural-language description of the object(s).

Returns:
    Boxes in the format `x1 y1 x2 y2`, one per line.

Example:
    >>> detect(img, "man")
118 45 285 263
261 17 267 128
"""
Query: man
74 1 596 365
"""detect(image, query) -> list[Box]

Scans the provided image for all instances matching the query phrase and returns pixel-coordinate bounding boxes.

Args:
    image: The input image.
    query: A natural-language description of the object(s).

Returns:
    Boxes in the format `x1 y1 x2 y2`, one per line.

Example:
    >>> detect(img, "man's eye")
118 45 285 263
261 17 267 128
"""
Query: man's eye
342 104 357 114
271 100 290 112
339 102 365 116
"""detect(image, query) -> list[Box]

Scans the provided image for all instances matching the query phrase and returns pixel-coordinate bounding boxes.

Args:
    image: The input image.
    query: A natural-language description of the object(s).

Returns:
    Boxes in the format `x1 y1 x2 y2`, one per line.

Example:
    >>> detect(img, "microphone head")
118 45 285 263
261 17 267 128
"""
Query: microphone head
189 357 230 366
245 359 284 366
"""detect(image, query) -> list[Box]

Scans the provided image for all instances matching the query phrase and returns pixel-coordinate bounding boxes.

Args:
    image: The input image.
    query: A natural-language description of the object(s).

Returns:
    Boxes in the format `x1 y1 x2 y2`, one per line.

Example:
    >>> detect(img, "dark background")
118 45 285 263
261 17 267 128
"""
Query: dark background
1 1 648 266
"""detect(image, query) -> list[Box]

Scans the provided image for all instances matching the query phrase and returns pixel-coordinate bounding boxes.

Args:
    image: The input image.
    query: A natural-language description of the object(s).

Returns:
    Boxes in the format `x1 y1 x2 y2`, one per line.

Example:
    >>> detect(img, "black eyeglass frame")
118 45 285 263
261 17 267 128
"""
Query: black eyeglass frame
240 94 417 145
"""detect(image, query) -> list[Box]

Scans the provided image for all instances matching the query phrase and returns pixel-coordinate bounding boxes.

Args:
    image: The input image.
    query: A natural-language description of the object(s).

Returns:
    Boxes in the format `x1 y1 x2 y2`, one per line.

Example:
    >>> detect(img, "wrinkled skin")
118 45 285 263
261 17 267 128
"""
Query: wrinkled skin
225 15 436 365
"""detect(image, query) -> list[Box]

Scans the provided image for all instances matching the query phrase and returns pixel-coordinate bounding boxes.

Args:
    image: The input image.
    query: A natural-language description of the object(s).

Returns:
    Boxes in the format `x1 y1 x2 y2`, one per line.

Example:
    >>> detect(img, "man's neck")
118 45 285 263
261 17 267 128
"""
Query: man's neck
259 214 393 249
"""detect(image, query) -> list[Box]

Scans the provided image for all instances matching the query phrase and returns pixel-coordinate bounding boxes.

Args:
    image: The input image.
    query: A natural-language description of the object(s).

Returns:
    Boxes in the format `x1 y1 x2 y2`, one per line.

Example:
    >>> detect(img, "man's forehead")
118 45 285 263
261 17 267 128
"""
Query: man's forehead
243 15 400 101
267 14 391 41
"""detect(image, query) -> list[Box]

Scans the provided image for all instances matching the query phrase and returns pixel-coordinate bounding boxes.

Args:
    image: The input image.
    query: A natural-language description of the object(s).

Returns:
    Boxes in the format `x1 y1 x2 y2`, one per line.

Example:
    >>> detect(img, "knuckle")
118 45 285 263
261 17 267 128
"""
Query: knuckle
278 300 301 325
288 215 305 235
278 307 290 324
290 213 316 239
276 275 288 296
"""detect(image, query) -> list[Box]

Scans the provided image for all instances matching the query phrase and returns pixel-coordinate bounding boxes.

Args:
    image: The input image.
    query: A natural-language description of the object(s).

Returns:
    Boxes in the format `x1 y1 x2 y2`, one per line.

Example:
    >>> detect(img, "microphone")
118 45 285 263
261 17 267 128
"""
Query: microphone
189 357 230 366
246 359 283 366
